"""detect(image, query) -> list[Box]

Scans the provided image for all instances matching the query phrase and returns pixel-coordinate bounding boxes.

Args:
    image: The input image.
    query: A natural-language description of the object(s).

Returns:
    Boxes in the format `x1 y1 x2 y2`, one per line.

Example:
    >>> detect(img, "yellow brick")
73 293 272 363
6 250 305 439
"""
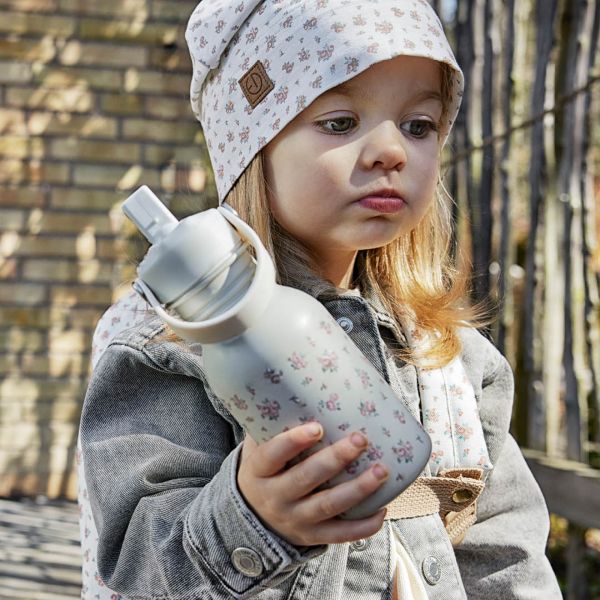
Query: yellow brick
151 0 198 20
0 282 46 305
24 378 88 401
19 353 51 376
33 65 122 91
50 187 124 210
20 353 88 377
0 160 70 185
0 467 79 500
51 138 142 164
0 11 76 36
144 144 184 166
0 208 26 230
27 111 118 138
96 238 131 260
124 118 201 144
134 70 190 95
22 258 114 283
0 354 15 375
0 186 46 207
51 284 112 306
0 421 78 450
0 108 27 135
59 40 147 68
148 47 192 72
31 211 115 235
73 164 161 190
6 85 94 113
0 61 33 83
0 423 38 447
0 399 80 425
59 0 146 16
0 38 56 62
80 18 181 45
0 0 57 10
0 136 46 160
0 328 44 353
11 236 78 257
0 377 87 402
0 257 18 278
0 306 50 327
68 307 104 329
100 92 144 115
145 97 194 120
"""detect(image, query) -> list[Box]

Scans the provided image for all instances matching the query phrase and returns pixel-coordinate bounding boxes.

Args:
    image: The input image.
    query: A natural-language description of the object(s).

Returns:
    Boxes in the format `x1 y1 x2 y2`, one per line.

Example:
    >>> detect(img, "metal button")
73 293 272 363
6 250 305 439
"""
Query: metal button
350 538 369 551
231 547 264 577
452 488 474 504
422 556 441 585
336 317 354 333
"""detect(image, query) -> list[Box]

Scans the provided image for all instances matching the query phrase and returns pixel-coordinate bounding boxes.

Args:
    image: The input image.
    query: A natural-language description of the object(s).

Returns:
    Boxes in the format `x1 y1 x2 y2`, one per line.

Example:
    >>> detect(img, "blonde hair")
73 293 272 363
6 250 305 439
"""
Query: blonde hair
224 63 490 367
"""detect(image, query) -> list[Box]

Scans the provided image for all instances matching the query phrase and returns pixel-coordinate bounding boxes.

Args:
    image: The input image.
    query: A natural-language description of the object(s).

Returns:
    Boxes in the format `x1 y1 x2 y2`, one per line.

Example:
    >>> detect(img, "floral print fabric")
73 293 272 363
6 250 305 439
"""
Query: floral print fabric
403 324 493 476
185 0 464 201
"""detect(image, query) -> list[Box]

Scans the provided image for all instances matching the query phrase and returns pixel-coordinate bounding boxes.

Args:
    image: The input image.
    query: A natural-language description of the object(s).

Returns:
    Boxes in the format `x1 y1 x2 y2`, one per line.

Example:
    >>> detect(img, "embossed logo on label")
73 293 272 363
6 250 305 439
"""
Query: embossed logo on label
238 60 274 109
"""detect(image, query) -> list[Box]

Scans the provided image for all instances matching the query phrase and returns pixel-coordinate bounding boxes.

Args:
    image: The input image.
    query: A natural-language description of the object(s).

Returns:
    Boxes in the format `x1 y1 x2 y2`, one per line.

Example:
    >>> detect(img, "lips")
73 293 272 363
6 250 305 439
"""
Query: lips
357 189 406 214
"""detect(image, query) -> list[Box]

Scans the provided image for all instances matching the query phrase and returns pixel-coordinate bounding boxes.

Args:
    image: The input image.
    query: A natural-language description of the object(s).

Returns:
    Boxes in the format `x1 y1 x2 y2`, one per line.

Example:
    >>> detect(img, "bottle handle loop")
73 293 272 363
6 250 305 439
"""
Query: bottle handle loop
134 204 276 344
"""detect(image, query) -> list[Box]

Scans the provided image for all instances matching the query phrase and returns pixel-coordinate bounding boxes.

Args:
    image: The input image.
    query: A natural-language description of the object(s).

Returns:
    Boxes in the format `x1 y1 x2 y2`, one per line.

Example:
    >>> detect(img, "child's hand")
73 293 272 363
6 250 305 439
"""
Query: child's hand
237 422 388 546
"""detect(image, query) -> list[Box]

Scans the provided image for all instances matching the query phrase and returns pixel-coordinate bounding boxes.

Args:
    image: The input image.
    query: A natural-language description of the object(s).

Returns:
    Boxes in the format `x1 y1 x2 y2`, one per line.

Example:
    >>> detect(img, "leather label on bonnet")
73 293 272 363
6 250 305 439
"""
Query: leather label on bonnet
239 60 274 109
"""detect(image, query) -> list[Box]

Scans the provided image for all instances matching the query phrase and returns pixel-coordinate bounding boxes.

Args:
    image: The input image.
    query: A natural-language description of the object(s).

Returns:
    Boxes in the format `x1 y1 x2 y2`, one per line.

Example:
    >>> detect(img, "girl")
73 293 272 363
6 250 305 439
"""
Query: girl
78 0 562 598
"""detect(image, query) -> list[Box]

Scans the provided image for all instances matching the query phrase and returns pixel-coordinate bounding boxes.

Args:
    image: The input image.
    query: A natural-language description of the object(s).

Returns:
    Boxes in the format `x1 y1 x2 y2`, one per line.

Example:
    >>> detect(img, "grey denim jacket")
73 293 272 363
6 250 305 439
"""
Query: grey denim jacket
80 291 562 599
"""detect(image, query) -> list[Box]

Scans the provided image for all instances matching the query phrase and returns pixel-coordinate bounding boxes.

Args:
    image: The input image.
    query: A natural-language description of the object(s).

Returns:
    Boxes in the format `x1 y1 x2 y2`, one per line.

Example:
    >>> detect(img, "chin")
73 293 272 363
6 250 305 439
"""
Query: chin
353 233 405 251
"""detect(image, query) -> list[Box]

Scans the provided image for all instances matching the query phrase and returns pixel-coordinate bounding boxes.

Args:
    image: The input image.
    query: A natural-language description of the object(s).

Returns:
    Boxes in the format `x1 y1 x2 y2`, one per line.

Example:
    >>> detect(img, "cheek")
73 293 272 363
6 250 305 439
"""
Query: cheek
416 150 439 196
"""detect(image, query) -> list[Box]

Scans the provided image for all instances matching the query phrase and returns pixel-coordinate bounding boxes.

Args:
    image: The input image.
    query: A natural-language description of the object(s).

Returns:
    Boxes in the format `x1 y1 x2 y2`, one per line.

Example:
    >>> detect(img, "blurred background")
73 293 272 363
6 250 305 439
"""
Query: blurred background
0 0 598 598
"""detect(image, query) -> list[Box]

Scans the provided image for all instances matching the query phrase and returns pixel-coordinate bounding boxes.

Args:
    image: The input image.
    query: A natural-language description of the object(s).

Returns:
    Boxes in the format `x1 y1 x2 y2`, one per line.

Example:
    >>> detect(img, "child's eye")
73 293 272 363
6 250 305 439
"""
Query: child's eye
314 116 357 134
401 119 439 139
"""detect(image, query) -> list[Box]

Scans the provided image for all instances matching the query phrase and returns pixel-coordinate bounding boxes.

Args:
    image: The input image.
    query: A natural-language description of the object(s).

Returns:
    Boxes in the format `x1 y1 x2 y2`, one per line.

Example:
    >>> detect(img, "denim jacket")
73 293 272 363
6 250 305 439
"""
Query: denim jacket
80 291 561 599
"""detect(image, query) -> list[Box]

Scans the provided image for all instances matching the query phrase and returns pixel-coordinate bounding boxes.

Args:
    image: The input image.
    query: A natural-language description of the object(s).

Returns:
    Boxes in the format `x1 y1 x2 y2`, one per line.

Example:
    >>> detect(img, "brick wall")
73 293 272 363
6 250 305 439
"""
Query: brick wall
0 0 217 499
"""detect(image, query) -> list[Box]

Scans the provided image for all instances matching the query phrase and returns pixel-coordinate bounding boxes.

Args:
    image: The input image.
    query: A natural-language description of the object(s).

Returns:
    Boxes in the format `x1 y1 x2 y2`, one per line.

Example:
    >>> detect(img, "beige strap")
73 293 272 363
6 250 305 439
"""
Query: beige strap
384 468 485 546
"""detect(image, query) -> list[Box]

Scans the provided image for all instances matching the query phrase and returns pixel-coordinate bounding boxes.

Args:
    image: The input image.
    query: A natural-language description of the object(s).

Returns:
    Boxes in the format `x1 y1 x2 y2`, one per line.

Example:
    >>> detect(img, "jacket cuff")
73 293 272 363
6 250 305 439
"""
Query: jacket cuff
184 444 325 598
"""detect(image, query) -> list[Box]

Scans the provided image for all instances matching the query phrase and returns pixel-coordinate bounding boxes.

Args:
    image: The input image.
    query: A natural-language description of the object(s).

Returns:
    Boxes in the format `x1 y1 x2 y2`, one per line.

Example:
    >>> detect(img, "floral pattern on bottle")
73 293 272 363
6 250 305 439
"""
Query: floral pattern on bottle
264 368 283 383
318 393 341 412
288 351 308 370
392 440 415 463
359 400 378 417
256 398 281 420
355 368 372 389
318 350 339 372
230 394 248 410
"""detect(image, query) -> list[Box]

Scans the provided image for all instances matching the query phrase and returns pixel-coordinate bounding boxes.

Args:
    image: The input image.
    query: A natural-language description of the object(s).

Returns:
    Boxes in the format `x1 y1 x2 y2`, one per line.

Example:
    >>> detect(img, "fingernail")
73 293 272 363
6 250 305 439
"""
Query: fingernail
305 423 322 437
372 464 388 480
350 432 368 448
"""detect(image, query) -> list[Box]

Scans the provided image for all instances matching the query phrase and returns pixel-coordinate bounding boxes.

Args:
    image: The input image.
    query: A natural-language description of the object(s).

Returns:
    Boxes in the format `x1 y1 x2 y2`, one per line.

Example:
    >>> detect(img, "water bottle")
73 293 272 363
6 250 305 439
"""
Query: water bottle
123 186 431 519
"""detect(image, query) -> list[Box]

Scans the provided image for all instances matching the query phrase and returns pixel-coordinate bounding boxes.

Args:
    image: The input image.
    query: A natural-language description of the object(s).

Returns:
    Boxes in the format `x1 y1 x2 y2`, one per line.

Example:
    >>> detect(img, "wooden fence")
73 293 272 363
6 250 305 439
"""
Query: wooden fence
436 0 600 597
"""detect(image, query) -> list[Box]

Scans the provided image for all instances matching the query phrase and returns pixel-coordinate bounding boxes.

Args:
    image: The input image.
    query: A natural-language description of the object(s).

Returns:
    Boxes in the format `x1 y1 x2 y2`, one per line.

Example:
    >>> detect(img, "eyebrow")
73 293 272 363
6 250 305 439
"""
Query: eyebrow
328 82 443 105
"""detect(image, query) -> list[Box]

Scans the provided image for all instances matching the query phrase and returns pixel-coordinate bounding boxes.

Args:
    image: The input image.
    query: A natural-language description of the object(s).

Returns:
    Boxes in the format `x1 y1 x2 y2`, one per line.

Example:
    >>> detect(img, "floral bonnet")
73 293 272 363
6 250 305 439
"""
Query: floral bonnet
185 0 463 202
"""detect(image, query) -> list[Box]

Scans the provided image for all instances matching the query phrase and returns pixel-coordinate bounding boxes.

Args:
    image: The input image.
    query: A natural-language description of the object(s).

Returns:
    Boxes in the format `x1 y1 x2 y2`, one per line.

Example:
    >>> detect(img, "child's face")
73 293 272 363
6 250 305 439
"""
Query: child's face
263 55 443 280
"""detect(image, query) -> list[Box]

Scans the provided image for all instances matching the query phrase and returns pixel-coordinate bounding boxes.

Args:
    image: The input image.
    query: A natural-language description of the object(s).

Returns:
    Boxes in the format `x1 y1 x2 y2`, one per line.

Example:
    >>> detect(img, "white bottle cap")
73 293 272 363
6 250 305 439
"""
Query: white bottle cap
122 186 178 244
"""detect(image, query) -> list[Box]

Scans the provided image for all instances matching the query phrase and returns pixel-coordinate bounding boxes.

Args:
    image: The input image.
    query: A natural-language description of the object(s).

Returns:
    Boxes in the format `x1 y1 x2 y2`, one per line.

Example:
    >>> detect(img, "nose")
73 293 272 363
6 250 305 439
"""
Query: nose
359 121 407 171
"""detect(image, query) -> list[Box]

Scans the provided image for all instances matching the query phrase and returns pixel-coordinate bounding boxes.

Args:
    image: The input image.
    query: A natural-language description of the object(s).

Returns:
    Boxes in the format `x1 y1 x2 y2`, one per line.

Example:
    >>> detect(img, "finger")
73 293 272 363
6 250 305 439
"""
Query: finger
294 508 387 546
277 431 370 501
251 422 324 477
294 462 389 524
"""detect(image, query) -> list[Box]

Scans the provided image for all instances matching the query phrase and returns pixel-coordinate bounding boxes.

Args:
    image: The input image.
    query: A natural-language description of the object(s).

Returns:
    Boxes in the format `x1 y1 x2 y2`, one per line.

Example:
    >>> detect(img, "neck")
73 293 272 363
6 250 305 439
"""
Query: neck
316 250 358 290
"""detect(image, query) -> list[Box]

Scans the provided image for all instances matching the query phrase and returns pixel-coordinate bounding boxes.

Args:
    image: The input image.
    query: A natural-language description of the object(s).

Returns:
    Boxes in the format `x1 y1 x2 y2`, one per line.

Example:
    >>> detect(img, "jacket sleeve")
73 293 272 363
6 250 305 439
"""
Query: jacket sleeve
80 342 324 600
455 341 562 599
